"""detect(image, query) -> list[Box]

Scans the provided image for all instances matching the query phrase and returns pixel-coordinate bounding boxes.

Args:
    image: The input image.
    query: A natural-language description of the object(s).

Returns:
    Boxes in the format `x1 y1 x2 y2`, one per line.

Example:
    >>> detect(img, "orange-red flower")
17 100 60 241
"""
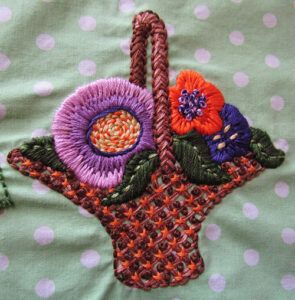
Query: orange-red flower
169 70 225 135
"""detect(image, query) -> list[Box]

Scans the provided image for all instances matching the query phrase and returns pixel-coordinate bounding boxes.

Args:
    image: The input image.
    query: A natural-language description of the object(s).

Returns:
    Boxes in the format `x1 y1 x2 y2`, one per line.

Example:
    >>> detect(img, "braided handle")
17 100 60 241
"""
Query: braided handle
129 10 176 174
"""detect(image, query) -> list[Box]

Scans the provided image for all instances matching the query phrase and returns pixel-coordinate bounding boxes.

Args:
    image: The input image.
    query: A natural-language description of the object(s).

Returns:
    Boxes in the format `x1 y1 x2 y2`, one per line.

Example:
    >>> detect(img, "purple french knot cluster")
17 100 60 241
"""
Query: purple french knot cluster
52 78 155 189
178 89 207 121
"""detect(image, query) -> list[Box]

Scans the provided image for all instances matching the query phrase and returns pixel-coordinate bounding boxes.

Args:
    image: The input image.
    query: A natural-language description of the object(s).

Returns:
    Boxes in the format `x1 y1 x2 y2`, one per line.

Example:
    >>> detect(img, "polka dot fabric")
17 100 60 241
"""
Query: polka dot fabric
0 1 294 299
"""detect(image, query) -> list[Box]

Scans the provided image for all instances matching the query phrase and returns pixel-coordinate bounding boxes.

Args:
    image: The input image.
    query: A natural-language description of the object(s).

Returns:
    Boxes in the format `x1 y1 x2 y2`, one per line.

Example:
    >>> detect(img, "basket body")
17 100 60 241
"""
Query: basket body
8 149 263 289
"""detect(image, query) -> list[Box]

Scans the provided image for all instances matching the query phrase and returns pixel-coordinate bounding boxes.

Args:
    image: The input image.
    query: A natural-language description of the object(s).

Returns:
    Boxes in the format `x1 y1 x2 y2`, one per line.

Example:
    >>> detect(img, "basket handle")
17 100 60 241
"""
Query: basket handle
129 11 176 174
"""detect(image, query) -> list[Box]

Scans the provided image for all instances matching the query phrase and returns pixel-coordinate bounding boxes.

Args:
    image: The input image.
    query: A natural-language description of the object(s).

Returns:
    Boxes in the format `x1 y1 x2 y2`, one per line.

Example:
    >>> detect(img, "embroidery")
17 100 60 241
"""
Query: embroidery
6 10 285 290
0 167 13 208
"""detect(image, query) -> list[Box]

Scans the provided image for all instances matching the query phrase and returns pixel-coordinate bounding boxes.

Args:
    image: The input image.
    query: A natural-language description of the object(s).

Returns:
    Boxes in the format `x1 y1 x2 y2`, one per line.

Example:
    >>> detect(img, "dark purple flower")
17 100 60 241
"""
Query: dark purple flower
204 104 251 163
52 78 154 189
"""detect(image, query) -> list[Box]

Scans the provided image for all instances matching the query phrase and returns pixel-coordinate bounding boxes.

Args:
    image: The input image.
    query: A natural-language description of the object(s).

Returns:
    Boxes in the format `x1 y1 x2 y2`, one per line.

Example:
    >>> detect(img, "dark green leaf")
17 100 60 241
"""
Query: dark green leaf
102 150 159 206
0 167 14 209
250 127 285 168
173 131 231 184
19 136 66 171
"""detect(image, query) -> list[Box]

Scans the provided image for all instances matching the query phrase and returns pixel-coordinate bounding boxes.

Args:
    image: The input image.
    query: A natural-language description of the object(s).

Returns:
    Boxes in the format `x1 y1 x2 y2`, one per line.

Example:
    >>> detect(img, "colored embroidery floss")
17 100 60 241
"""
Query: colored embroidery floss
7 10 285 291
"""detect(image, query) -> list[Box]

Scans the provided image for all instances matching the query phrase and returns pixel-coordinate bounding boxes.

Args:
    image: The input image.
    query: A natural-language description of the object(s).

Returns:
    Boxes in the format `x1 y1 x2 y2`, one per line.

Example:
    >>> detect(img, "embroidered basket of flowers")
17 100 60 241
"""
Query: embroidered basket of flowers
7 11 284 290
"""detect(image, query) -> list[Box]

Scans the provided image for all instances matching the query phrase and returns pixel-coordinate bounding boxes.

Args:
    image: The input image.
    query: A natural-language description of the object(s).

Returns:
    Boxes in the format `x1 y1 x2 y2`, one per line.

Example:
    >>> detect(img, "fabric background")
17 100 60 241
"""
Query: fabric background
0 0 294 299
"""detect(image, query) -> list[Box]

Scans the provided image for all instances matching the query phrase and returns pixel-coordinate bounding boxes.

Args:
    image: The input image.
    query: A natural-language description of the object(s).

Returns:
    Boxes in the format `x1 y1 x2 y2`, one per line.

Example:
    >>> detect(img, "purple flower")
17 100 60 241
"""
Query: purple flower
204 104 251 163
52 78 154 189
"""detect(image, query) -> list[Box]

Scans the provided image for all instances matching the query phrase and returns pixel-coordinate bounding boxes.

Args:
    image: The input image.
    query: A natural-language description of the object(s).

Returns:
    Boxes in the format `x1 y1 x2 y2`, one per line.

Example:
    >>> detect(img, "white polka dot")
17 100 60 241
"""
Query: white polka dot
270 95 285 111
32 180 50 195
243 202 259 220
281 228 295 245
231 0 242 3
0 6 12 23
35 278 55 298
171 298 181 300
281 274 295 291
263 13 277 28
0 254 9 271
34 226 54 246
42 0 54 2
194 48 211 64
208 274 226 292
119 0 135 13
31 128 50 138
80 250 101 268
275 181 289 198
243 115 254 126
78 206 93 218
0 152 6 167
166 24 175 37
274 139 289 153
194 4 210 20
229 31 245 46
36 34 55 51
233 72 249 87
244 249 260 266
78 60 96 77
265 54 280 68
205 224 221 241
78 16 97 31
0 53 11 71
169 68 177 83
0 103 7 119
119 38 131 55
33 81 54 97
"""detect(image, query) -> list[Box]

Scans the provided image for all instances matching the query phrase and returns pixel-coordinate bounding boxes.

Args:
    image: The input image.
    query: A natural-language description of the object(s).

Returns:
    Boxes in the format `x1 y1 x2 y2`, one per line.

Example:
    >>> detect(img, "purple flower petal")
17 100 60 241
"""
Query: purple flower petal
52 78 154 189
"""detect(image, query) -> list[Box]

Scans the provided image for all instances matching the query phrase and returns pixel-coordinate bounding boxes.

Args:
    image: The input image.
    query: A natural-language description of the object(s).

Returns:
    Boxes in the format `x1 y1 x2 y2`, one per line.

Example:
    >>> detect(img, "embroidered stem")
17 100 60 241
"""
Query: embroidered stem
0 167 13 208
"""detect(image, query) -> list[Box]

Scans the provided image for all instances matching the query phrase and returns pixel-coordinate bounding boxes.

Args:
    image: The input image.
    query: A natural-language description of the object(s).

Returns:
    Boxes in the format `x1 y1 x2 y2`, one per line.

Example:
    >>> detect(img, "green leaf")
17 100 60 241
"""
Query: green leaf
19 136 66 171
173 131 231 185
102 150 159 206
250 127 285 168
0 167 14 209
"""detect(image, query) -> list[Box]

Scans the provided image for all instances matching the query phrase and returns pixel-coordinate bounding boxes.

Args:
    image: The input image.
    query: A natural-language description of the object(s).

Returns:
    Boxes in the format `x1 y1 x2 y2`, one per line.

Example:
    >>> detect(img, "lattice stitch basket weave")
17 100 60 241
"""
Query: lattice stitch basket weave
7 10 284 290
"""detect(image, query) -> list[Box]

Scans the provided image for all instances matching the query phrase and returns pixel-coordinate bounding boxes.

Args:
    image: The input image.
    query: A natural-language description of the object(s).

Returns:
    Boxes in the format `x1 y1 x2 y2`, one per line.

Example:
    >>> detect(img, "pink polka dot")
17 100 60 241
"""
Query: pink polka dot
36 34 55 51
263 13 277 28
0 254 9 271
281 274 295 291
34 226 54 246
194 48 211 64
281 228 295 245
169 68 177 83
78 206 93 218
0 209 5 216
274 139 289 153
0 6 12 23
243 115 254 126
78 16 96 31
294 0 295 8
166 24 175 37
208 274 226 292
0 103 6 119
32 180 49 195
275 181 289 198
244 249 260 266
33 81 54 97
0 152 6 167
205 224 221 241
270 95 284 111
119 0 135 13
31 128 50 138
243 202 259 220
78 60 96 76
229 31 245 46
233 72 249 87
80 250 101 268
35 278 55 298
194 5 210 20
265 54 280 68
119 38 131 55
0 52 11 71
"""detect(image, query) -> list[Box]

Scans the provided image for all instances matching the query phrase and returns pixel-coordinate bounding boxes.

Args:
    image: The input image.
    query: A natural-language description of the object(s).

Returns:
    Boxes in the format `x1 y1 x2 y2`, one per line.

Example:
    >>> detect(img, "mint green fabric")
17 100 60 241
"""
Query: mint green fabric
0 0 294 299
